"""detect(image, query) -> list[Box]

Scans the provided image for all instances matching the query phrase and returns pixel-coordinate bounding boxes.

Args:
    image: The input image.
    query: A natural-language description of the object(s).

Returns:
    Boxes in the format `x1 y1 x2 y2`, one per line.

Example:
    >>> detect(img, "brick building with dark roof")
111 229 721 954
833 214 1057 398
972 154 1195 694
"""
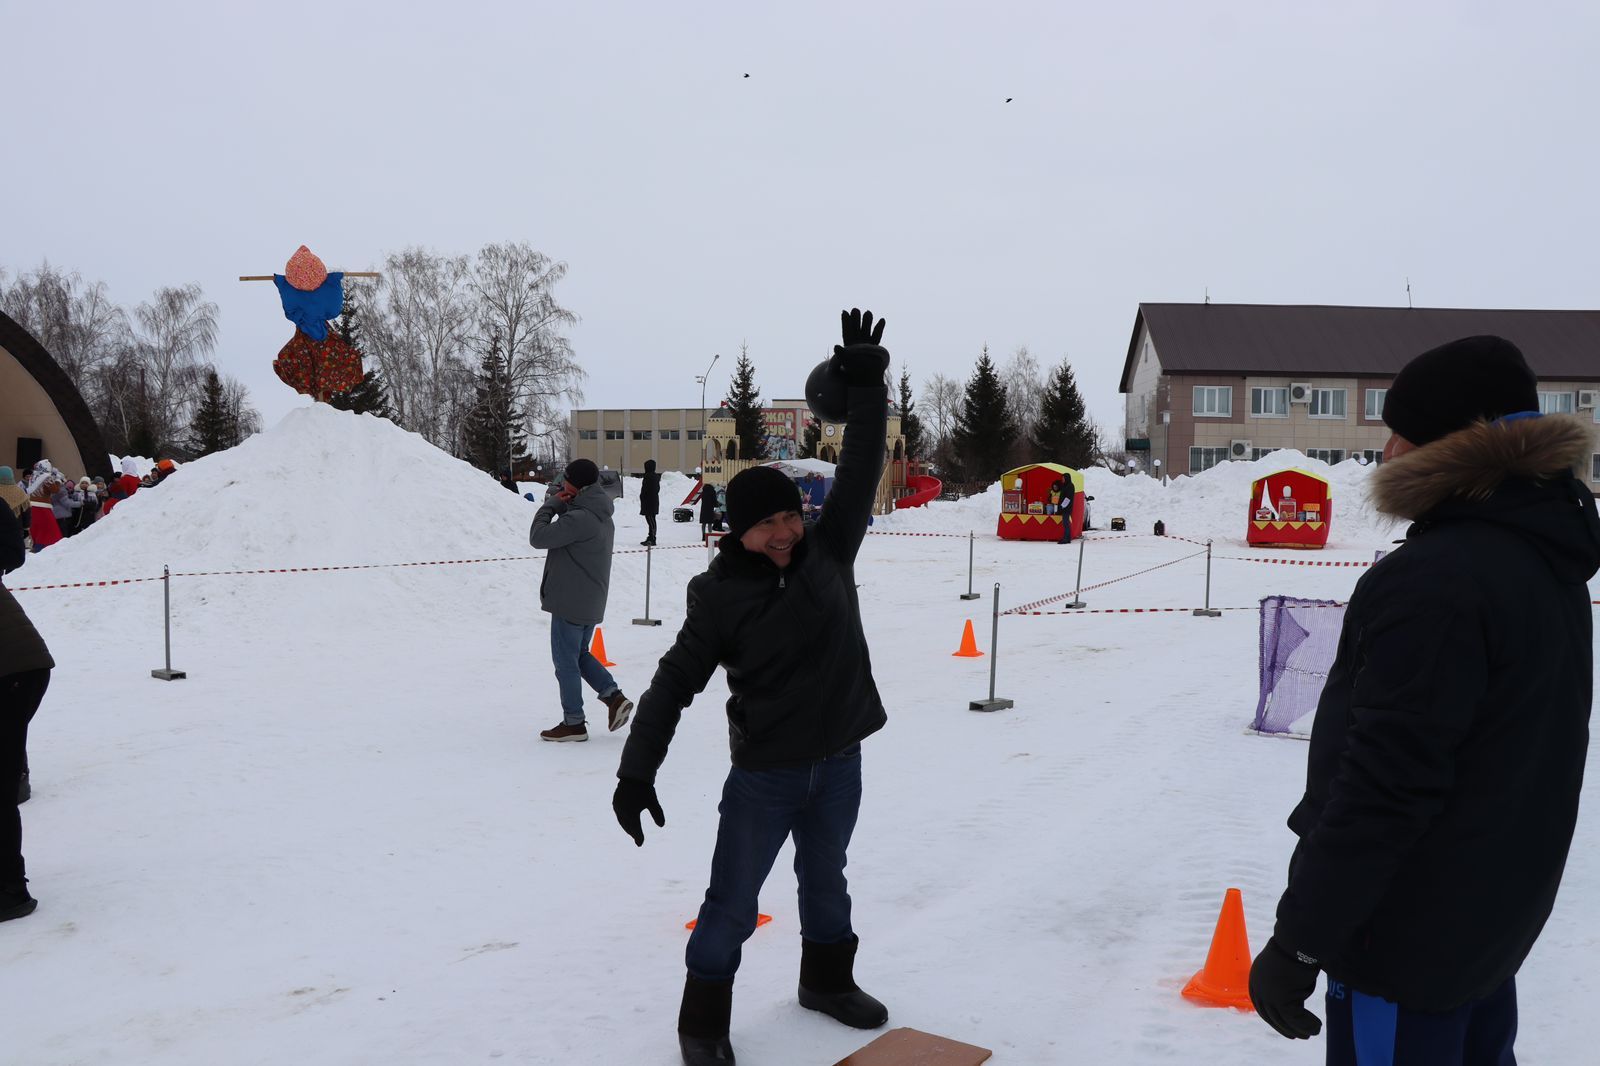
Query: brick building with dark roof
1119 303 1600 491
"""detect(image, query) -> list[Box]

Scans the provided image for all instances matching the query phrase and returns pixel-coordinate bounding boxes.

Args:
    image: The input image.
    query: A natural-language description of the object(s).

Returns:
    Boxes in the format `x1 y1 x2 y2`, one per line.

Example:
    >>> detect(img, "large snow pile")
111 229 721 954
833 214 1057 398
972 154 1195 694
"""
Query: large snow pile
876 453 1396 550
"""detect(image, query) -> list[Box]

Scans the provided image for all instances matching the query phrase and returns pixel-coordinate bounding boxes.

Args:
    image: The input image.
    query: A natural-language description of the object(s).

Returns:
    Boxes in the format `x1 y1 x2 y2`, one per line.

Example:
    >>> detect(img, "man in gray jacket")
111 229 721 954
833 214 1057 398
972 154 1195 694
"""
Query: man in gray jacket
531 458 634 742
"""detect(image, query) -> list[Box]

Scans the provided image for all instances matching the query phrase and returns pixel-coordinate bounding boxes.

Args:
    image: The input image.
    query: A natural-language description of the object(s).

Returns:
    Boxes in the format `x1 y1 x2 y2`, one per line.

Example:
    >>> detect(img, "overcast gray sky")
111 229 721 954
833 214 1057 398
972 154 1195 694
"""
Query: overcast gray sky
7 0 1598 436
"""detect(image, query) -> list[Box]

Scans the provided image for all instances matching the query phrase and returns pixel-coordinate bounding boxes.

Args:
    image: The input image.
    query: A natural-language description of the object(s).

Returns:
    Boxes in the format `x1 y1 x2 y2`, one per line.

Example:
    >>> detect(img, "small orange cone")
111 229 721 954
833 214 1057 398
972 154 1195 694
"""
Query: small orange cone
686 913 771 931
591 627 616 667
1181 887 1255 1011
951 619 983 658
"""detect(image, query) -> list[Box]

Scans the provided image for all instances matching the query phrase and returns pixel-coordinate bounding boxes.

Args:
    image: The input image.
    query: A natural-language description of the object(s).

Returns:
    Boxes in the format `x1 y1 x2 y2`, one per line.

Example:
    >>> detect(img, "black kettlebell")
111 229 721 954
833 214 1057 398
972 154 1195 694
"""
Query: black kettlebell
805 350 851 424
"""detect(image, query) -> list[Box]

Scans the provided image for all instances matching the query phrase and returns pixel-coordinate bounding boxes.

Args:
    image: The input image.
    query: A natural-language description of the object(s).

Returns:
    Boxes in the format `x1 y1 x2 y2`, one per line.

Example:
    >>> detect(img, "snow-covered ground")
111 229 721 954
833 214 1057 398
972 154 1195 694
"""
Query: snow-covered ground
4 407 1595 1064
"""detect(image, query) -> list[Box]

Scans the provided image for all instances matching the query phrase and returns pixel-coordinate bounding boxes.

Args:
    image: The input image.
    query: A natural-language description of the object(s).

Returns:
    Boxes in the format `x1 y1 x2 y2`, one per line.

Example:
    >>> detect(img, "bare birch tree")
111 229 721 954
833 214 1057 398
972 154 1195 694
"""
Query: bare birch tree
470 241 585 444
131 284 220 453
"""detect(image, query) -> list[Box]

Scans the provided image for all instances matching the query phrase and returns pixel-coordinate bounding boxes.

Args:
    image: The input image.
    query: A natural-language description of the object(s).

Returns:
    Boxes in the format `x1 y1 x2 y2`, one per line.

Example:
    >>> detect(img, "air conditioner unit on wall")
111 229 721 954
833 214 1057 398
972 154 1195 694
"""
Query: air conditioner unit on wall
1579 390 1599 410
1289 383 1313 404
1230 439 1252 459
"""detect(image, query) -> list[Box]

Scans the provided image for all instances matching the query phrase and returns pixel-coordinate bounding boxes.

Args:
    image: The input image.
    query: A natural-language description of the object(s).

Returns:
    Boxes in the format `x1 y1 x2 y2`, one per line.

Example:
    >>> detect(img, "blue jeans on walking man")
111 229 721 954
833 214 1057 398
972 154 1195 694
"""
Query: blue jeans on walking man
686 744 862 982
550 617 619 726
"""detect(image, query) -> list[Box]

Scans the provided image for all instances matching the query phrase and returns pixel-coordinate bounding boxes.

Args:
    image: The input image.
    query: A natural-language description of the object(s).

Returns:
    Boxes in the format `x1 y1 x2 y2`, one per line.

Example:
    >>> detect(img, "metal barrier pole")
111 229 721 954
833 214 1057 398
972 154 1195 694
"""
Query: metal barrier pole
1065 535 1087 609
969 583 1014 712
960 530 981 600
633 544 663 626
1194 539 1222 618
151 564 187 680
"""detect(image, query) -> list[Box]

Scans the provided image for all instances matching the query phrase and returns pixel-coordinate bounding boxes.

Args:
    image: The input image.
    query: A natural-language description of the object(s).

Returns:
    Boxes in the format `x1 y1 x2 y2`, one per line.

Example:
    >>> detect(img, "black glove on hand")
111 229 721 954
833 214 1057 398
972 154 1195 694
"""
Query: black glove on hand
833 307 890 387
1249 937 1323 1040
612 777 665 847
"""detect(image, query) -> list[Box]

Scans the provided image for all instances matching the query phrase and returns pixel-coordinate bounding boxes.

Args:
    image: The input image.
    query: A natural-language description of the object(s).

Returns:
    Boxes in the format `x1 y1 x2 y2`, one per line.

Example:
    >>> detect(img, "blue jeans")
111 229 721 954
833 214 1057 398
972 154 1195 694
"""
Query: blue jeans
685 745 863 982
1325 977 1517 1066
549 617 618 725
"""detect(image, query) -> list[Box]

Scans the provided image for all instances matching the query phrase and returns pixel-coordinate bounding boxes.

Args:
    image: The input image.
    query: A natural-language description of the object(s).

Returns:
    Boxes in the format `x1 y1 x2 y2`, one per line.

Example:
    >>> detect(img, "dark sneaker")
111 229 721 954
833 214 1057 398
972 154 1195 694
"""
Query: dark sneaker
539 722 589 742
0 882 37 923
604 691 635 732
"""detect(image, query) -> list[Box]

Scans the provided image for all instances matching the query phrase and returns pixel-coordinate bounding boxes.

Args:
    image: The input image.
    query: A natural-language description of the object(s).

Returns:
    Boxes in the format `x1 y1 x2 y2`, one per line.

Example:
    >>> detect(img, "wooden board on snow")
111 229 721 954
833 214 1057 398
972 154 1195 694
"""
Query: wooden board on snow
832 1027 993 1066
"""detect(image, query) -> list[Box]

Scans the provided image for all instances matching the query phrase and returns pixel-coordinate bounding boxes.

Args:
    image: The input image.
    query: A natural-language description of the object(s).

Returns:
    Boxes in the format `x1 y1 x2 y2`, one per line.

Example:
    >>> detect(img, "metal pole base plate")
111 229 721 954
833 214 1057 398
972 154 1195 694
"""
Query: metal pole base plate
1063 600 1086 609
969 697 1014 712
959 593 982 600
631 618 663 627
151 668 187 681
1192 608 1222 618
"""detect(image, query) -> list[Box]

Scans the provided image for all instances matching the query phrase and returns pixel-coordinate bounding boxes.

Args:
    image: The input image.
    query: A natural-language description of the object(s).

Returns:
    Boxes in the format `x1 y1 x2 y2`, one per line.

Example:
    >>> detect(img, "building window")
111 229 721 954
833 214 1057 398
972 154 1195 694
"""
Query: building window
604 429 625 440
1593 454 1600 482
1251 388 1288 418
1250 447 1280 461
1364 388 1387 421
660 429 681 440
1309 389 1347 419
1359 449 1384 466
1307 448 1345 464
1539 391 1575 415
1192 386 1232 417
1189 446 1230 473
577 429 598 440
631 430 652 440
686 429 704 441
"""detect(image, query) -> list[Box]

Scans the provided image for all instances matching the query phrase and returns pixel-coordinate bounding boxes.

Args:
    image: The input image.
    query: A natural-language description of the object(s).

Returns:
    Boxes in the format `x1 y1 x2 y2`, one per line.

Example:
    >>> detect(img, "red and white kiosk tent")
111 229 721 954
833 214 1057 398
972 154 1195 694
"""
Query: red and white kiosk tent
1248 467 1332 549
997 463 1084 542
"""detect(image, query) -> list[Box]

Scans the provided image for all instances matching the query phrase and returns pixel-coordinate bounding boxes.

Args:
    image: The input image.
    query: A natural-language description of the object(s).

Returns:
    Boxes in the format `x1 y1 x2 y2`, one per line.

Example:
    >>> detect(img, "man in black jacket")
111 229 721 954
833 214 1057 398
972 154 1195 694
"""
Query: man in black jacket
613 309 891 1066
640 459 661 546
1 502 53 921
1250 336 1600 1063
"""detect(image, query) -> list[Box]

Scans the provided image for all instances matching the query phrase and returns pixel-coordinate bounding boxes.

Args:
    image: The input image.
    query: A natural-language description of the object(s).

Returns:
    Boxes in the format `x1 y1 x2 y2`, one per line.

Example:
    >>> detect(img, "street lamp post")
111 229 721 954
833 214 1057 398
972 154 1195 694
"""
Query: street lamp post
695 353 720 472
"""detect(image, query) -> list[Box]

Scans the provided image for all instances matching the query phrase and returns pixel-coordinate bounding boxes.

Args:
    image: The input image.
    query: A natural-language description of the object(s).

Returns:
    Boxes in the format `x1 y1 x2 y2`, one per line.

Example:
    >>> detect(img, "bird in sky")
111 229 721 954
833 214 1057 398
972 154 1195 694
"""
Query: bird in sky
744 73 750 78
1005 97 1013 103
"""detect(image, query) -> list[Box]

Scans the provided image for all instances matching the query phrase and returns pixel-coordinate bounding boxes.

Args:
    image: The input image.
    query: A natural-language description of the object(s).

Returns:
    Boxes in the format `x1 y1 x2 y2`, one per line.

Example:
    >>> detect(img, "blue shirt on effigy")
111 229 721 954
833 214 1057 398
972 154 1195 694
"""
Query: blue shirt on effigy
273 273 345 341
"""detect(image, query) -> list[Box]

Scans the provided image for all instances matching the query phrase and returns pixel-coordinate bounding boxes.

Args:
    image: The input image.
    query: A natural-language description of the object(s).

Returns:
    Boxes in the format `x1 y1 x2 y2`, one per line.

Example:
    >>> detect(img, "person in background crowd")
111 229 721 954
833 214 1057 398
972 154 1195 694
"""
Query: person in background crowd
19 461 54 497
0 469 28 531
1056 474 1076 545
25 472 63 552
498 468 520 494
1250 336 1600 1064
639 459 661 547
529 458 634 743
50 479 82 538
153 459 176 485
1 501 53 921
103 458 141 516
614 309 894 1066
72 479 99 536
698 481 720 540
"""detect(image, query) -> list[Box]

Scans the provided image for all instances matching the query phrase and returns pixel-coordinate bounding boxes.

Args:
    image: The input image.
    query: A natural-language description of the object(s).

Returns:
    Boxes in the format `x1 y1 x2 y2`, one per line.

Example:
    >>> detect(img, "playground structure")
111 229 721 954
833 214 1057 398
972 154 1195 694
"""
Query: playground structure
997 463 1084 542
1247 468 1332 549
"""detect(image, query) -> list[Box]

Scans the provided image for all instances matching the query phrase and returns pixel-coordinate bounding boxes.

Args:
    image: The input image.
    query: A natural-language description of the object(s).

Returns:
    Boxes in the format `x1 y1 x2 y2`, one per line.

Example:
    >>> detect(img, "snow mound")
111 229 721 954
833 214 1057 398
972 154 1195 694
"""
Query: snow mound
874 453 1396 551
25 406 541 581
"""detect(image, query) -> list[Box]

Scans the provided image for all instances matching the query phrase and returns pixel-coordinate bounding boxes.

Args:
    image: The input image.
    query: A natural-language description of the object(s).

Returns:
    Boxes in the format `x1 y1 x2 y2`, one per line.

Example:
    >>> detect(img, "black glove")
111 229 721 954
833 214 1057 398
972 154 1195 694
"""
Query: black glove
1249 937 1323 1039
833 307 890 387
612 777 665 847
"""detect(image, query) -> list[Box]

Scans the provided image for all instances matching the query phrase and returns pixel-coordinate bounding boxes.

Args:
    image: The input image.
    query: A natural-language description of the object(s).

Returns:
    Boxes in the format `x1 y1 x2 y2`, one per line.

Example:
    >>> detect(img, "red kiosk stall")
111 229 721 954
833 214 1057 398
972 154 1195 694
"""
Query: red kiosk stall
1248 468 1332 549
997 463 1084 542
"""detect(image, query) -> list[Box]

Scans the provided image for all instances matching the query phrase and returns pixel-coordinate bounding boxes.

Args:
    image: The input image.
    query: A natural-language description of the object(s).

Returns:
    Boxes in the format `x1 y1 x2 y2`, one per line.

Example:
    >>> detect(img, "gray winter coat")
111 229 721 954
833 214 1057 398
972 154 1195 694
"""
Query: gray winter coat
530 484 615 624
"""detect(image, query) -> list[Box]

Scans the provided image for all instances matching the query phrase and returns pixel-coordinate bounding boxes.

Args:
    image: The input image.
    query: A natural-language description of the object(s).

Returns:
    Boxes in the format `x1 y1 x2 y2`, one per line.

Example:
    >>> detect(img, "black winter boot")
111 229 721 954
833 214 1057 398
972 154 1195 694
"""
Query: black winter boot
0 879 37 923
677 974 736 1065
798 935 887 1029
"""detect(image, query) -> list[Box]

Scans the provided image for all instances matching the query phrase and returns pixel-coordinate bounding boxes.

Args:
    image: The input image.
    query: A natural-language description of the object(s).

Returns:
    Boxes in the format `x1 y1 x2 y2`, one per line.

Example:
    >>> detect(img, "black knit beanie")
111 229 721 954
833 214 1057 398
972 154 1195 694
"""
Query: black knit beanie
564 458 600 489
724 466 803 540
1382 335 1540 446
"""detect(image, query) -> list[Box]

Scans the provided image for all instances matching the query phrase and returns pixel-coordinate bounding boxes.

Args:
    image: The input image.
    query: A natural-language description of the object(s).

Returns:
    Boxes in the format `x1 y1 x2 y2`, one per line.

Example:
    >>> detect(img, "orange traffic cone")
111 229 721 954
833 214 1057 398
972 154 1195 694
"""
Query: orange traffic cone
951 619 983 658
1181 887 1255 1010
591 627 617 668
687 913 771 931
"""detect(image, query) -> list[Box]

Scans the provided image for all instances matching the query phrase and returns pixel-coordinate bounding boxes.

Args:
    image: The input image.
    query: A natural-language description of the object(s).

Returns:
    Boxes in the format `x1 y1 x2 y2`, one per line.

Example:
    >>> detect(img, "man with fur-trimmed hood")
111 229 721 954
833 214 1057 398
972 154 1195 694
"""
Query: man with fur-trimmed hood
1250 336 1600 1062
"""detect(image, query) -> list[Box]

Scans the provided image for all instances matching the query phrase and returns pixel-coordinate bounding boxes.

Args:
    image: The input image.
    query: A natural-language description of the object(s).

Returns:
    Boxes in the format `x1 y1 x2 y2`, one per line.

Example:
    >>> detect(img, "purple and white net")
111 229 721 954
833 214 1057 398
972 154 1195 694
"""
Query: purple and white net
1253 595 1346 736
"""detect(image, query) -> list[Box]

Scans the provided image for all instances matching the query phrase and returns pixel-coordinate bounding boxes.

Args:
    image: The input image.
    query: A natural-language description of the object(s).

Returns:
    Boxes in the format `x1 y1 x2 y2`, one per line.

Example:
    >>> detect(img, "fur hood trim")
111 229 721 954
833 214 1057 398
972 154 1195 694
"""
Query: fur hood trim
1370 415 1596 521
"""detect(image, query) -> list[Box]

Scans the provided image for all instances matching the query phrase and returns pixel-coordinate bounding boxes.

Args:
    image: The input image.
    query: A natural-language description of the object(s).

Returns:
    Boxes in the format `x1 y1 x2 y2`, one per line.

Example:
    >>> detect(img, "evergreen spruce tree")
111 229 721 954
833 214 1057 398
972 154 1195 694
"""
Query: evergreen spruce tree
327 289 395 419
950 345 1018 483
897 368 926 461
723 343 769 460
462 331 530 474
1031 357 1100 469
188 367 236 457
798 416 821 459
